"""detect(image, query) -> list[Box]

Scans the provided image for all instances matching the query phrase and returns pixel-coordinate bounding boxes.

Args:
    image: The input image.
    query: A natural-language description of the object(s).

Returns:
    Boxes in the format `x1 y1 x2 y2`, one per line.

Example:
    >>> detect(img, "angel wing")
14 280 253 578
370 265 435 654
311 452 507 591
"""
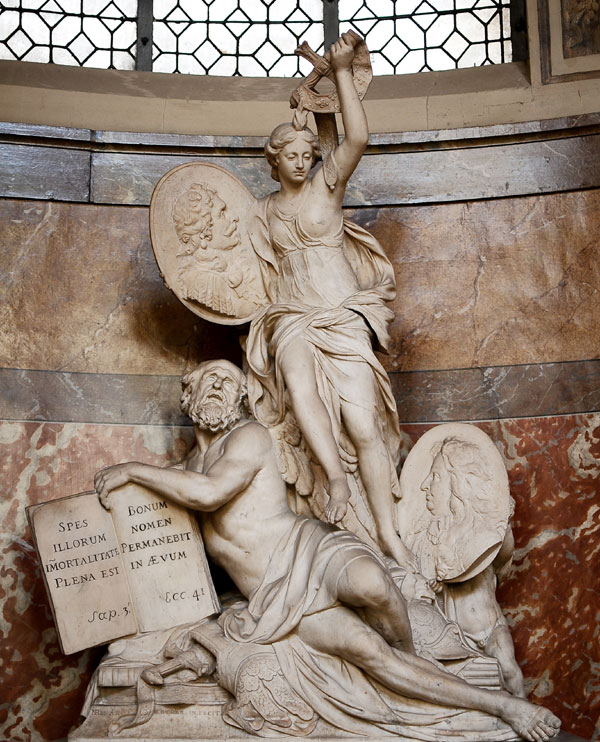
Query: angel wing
268 413 381 552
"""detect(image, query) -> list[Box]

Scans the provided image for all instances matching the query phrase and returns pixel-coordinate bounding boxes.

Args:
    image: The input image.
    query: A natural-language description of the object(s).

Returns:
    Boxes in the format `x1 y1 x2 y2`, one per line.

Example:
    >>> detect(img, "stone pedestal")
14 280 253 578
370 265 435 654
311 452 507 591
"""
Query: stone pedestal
71 703 588 742
69 682 345 741
69 680 587 742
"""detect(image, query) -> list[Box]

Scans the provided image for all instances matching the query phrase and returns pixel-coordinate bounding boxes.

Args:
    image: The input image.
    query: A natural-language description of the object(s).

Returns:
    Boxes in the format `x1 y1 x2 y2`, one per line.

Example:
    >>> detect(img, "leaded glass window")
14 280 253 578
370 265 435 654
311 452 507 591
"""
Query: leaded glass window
0 0 526 75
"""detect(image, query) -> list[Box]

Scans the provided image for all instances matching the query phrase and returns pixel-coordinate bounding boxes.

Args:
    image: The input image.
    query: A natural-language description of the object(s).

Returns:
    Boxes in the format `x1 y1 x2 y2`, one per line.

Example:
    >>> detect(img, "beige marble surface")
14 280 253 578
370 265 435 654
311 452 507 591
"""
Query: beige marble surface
2 189 599 377
0 200 239 376
353 188 600 371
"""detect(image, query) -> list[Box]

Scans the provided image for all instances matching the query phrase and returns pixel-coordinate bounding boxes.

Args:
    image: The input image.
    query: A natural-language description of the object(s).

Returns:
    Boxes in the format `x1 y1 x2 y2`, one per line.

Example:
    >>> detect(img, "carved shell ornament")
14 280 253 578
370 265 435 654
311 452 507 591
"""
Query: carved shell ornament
397 423 512 583
150 162 267 325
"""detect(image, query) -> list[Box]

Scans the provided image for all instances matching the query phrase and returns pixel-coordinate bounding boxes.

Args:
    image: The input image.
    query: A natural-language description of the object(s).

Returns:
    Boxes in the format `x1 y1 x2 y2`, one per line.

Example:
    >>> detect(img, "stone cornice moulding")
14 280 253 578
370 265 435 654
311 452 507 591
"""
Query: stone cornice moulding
1 115 599 207
1 58 600 135
1 113 600 153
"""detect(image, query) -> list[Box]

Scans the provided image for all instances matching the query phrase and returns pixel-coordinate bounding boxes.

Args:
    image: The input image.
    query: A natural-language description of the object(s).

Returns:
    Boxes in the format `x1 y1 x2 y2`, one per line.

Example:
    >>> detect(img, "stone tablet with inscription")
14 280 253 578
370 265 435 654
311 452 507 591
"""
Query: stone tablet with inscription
28 491 137 654
107 482 219 632
28 485 219 654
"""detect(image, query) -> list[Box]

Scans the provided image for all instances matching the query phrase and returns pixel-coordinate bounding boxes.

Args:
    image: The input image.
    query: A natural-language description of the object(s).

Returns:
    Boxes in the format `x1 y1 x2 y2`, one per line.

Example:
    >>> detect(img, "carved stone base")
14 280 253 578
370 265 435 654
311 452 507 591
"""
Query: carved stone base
69 693 347 741
69 703 242 742
69 668 577 742
70 699 588 742
69 679 349 741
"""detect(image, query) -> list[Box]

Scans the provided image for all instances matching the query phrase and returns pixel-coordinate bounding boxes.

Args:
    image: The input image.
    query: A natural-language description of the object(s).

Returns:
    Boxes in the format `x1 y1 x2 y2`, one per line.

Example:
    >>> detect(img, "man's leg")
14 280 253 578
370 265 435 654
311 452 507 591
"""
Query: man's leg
485 624 526 698
335 555 414 652
296 606 560 742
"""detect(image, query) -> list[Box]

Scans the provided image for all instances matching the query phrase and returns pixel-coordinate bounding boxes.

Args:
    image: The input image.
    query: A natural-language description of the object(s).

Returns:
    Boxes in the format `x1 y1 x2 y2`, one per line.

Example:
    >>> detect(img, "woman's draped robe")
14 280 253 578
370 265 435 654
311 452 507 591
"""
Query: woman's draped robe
246 193 402 527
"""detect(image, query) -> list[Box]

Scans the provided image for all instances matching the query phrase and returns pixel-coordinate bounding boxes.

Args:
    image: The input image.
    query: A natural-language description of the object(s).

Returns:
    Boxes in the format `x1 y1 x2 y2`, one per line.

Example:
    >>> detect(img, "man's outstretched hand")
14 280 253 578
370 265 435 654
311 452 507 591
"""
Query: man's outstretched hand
94 463 136 509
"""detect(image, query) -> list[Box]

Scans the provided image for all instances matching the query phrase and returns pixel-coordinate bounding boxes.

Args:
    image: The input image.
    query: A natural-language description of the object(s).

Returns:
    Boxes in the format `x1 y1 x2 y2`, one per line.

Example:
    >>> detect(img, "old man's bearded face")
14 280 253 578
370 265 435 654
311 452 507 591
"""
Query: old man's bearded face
181 361 246 433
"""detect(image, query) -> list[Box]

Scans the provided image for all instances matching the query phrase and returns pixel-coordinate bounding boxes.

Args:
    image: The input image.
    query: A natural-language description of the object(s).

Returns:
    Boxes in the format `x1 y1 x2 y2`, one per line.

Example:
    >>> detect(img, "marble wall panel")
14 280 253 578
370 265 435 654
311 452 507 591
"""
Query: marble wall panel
390 360 600 422
347 133 600 206
1 189 599 379
2 361 600 426
3 127 600 208
0 143 90 202
351 187 600 371
90 134 600 207
0 199 243 376
0 369 190 426
90 152 273 206
1 414 597 741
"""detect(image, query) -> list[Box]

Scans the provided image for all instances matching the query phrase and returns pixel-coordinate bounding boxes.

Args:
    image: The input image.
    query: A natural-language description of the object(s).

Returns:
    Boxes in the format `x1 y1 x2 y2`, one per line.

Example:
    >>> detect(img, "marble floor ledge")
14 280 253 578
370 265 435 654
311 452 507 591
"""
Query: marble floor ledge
66 732 590 742
3 360 600 426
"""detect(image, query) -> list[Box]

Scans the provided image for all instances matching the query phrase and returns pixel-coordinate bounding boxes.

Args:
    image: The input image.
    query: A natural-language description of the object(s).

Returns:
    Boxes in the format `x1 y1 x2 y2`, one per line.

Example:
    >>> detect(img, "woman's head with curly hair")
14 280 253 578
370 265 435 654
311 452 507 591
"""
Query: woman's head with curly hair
264 123 321 182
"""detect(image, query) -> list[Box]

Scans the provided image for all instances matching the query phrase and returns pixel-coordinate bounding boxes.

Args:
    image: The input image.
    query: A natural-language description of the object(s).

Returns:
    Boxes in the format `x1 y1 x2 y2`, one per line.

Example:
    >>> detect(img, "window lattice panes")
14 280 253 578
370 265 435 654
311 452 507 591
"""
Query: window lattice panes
0 0 137 68
151 0 324 76
339 0 513 74
0 0 518 75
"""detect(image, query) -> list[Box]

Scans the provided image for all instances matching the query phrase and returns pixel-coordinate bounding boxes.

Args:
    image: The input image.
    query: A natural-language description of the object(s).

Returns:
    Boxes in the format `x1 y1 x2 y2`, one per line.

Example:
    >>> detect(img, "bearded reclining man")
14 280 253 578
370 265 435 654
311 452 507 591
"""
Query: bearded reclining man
95 360 560 742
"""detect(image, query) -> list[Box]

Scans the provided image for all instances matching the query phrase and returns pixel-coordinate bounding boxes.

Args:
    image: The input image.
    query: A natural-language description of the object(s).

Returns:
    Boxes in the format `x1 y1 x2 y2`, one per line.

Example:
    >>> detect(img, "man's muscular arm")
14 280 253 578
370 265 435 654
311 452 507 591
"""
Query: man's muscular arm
94 423 267 512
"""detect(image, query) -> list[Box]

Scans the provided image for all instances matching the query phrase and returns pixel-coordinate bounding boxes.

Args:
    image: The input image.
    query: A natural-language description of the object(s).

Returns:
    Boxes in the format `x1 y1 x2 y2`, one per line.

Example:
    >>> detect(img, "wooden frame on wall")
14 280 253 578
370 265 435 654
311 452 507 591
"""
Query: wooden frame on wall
539 0 600 82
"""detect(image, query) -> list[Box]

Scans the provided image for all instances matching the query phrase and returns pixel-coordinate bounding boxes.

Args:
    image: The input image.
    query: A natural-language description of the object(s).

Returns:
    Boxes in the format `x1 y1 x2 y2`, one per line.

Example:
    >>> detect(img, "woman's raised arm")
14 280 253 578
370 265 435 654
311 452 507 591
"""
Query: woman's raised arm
329 33 369 186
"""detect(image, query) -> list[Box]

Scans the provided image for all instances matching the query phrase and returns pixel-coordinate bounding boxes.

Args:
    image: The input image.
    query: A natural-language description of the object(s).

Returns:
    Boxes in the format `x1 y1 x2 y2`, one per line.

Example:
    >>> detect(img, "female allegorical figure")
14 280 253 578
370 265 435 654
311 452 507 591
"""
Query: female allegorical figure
245 33 416 570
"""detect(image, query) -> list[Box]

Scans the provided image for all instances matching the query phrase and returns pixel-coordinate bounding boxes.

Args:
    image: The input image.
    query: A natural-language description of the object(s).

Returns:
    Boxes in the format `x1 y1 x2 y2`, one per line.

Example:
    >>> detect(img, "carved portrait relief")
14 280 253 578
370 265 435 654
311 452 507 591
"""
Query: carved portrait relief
150 163 267 325
398 423 511 583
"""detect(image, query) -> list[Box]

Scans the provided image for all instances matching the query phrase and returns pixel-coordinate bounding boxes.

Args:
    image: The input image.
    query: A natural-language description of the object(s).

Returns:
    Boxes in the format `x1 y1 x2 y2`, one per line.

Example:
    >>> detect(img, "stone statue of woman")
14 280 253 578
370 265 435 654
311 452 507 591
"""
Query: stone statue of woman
244 33 417 570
